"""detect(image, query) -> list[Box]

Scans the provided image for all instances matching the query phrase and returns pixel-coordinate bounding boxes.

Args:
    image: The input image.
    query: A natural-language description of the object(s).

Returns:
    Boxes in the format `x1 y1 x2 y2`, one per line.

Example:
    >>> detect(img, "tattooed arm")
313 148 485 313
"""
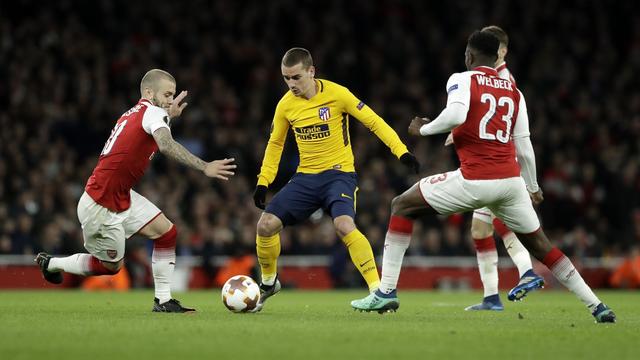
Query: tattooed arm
152 127 237 179
153 127 206 171
152 90 236 179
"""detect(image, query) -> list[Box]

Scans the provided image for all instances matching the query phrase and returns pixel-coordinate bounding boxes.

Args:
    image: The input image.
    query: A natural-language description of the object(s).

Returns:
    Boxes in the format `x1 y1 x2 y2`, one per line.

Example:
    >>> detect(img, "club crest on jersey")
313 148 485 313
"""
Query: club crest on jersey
106 250 117 259
318 107 330 121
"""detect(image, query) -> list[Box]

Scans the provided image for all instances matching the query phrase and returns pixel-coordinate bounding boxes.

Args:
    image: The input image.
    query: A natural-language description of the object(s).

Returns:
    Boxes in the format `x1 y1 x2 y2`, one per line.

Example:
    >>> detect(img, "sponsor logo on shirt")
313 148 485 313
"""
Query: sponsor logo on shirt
294 124 330 141
319 106 331 121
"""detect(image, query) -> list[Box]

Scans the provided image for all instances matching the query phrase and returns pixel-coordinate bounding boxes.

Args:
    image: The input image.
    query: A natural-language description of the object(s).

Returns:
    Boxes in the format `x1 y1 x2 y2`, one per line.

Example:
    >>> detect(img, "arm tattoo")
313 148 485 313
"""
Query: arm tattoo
153 128 206 171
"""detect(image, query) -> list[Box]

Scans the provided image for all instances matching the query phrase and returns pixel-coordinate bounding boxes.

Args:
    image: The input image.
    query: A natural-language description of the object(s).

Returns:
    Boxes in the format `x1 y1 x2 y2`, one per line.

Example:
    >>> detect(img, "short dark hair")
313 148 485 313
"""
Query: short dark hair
282 47 313 69
467 30 500 60
481 25 509 47
140 69 175 95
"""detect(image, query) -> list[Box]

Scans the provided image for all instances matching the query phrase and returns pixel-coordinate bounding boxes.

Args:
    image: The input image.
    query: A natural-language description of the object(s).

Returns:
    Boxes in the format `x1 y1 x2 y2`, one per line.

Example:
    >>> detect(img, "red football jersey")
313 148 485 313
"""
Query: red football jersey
450 66 527 180
85 99 170 212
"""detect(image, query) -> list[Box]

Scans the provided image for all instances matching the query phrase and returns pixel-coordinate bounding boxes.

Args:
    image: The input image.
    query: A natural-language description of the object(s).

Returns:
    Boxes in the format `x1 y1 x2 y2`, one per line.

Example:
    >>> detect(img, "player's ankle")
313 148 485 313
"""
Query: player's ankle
262 275 277 286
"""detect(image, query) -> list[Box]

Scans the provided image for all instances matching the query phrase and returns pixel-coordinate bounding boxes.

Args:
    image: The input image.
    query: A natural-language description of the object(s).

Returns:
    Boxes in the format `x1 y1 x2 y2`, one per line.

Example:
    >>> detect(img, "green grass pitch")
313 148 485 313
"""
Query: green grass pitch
0 290 637 360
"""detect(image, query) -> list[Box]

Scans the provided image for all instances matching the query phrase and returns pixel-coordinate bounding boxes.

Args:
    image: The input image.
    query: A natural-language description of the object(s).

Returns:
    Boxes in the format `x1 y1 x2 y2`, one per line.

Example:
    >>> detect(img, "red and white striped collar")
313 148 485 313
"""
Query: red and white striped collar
495 62 508 72
139 98 153 106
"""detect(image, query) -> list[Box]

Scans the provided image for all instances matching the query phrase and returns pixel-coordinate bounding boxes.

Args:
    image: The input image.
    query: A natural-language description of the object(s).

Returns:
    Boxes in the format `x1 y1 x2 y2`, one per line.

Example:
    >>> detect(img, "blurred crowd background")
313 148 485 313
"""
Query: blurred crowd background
1 0 640 285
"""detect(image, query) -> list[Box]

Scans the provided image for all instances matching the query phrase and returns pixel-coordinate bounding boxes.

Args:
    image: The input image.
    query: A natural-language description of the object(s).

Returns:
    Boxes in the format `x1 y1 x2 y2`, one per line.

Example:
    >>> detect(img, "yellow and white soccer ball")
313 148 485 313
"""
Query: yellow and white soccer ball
221 275 261 313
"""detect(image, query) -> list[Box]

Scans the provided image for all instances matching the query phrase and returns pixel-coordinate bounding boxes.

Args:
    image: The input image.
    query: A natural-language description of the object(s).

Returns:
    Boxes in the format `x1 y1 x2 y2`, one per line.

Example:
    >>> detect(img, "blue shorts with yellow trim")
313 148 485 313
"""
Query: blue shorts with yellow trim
266 170 358 227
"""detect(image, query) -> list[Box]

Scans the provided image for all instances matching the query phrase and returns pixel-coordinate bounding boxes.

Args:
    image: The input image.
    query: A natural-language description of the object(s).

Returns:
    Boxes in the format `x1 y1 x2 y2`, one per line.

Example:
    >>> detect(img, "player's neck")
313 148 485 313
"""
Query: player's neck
301 80 319 100
472 62 495 70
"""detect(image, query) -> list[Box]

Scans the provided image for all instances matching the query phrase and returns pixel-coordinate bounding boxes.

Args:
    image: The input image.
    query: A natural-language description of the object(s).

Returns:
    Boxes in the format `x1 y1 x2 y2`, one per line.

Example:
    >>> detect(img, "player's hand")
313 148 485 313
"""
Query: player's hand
168 91 189 118
529 189 544 205
408 117 429 136
444 133 454 146
399 152 420 174
204 158 236 180
253 185 268 210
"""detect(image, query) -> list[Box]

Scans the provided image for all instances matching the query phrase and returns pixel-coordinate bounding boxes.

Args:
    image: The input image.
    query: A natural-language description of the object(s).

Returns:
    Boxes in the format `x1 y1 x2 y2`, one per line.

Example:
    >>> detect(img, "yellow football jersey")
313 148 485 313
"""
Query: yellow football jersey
257 79 408 186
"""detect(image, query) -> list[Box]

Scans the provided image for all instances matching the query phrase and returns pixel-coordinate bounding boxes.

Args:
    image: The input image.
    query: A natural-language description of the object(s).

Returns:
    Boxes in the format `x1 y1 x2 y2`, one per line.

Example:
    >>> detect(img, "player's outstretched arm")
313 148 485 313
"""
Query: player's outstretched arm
204 158 236 180
153 127 236 179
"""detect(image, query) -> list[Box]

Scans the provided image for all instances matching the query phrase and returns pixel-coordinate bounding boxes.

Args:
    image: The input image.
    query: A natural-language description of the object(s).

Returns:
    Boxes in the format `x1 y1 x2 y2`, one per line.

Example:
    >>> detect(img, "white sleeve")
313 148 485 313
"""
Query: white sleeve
142 106 170 135
512 92 539 192
515 137 539 193
419 73 470 136
512 91 530 139
419 102 468 135
445 72 471 108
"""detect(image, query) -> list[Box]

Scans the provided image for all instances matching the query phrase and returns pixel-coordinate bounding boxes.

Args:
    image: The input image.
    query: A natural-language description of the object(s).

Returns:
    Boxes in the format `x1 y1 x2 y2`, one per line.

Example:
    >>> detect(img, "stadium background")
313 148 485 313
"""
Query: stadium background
1 0 639 289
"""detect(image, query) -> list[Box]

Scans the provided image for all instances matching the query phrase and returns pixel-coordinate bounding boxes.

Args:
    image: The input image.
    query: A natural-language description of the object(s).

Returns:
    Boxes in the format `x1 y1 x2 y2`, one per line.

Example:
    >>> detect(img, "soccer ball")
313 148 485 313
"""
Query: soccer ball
221 275 261 313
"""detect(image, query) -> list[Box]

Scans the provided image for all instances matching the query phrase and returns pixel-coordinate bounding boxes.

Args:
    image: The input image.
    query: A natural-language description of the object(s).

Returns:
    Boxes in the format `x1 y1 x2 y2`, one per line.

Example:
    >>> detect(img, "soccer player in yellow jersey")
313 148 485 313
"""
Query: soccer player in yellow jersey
251 48 420 311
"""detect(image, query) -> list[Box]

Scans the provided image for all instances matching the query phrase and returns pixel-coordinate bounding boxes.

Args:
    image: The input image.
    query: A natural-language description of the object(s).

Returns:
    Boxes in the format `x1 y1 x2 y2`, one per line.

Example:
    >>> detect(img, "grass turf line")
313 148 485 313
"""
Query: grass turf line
0 290 637 360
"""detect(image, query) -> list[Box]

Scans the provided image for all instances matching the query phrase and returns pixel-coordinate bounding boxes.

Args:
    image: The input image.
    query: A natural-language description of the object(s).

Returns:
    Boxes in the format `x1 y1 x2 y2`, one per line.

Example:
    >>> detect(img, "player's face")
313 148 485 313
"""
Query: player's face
151 79 176 111
281 63 315 97
496 45 507 65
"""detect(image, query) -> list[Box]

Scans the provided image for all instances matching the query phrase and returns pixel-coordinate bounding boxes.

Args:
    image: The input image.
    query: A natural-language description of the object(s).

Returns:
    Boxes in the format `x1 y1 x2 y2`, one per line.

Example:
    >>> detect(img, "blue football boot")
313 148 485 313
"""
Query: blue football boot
592 303 616 323
508 269 545 301
465 294 504 311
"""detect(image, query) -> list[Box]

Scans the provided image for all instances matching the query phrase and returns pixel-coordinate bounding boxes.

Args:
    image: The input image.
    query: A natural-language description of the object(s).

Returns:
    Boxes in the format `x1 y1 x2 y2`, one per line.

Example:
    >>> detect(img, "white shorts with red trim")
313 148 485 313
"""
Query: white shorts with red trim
76 190 161 262
418 169 540 234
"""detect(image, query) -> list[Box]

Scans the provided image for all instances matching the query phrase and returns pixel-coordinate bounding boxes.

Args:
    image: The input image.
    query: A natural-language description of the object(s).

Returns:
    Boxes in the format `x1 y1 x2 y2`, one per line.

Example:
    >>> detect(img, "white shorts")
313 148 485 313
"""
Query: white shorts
418 169 540 234
77 190 161 262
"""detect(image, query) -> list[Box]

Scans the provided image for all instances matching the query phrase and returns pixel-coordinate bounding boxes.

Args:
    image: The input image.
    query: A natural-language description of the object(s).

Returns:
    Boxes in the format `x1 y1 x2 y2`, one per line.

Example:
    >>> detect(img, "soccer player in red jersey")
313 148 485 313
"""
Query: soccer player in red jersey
351 31 615 323
454 26 544 312
35 69 236 312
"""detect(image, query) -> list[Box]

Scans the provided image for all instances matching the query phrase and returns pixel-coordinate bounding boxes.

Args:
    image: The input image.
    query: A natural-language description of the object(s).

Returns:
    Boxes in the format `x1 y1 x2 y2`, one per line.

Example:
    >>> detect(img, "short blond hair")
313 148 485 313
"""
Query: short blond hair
140 69 175 95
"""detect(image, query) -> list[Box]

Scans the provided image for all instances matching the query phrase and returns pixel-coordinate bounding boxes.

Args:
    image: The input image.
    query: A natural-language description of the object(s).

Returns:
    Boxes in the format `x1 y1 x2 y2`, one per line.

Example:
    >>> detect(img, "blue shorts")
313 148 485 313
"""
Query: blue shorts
266 170 358 227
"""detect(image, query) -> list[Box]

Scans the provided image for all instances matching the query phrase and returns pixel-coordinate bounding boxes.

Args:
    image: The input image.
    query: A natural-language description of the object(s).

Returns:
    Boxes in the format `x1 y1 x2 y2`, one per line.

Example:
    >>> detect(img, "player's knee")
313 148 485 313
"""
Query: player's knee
390 195 405 215
471 220 493 239
334 216 356 238
102 260 123 274
256 213 282 237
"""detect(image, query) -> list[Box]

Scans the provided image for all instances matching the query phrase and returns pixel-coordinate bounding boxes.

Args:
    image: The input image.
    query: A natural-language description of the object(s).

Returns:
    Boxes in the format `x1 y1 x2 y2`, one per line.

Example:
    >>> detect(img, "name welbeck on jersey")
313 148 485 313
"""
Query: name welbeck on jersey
294 124 330 141
476 75 513 90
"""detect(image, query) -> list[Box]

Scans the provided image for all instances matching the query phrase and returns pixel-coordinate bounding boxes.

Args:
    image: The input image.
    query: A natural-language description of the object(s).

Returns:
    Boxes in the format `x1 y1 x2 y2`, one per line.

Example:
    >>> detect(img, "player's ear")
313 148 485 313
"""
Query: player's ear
308 65 315 78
